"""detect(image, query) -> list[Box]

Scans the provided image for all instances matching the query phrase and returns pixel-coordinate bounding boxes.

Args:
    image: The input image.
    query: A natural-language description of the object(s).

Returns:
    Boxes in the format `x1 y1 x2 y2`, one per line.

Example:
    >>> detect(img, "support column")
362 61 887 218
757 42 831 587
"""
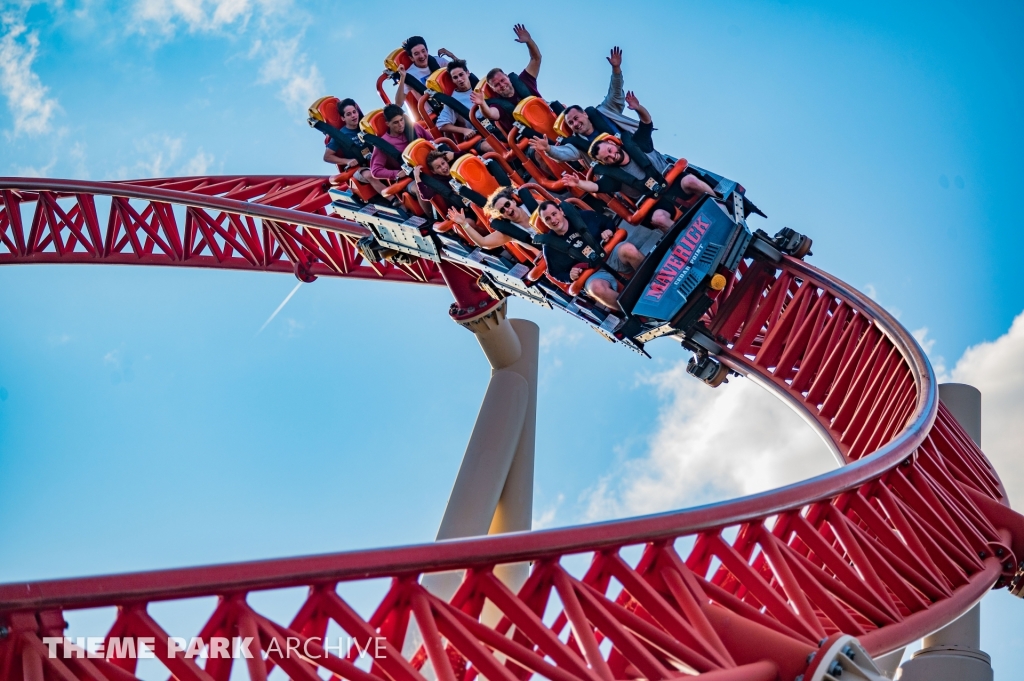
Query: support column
873 649 905 679
421 300 538 602
898 383 993 681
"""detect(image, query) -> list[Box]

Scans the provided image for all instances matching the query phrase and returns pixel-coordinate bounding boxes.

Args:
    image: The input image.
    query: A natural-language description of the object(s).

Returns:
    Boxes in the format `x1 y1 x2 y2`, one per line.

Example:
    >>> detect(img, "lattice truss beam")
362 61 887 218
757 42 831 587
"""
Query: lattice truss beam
2 187 1023 681
0 177 444 284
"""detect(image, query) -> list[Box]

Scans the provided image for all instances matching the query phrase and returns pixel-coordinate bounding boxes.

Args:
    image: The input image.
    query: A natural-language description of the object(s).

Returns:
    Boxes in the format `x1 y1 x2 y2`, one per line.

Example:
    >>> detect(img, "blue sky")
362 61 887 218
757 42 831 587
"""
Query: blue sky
1 0 1023 676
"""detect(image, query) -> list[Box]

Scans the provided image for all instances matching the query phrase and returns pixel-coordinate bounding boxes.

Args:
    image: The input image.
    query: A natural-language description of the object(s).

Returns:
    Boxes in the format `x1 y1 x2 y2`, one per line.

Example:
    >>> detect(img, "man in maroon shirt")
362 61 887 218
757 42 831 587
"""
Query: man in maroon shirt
470 24 542 134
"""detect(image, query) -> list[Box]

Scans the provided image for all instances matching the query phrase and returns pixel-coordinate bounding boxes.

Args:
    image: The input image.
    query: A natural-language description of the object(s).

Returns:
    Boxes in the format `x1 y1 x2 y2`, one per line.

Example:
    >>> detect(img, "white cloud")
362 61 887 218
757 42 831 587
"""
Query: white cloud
68 140 89 179
256 36 323 110
127 134 182 178
130 0 318 114
15 155 56 177
950 310 1024 506
540 325 583 352
113 134 212 179
181 147 213 175
130 0 284 36
0 6 59 136
583 364 833 521
583 309 1024 526
534 494 564 529
282 317 303 338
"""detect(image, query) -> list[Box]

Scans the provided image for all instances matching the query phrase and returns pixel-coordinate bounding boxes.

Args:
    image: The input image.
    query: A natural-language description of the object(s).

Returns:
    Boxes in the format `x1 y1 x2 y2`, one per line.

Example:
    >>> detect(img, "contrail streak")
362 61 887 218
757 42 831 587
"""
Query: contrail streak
256 282 302 336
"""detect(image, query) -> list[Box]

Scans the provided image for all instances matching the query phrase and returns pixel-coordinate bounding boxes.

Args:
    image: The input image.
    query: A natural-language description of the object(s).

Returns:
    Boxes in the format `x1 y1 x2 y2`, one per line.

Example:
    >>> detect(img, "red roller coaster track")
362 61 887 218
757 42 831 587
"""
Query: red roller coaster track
0 176 443 284
1 177 1022 681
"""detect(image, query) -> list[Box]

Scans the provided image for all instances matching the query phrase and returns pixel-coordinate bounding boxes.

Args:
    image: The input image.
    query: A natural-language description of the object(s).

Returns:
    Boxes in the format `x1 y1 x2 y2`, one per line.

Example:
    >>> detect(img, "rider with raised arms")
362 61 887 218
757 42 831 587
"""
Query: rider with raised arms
470 25 543 134
434 60 495 152
561 91 716 231
528 47 641 163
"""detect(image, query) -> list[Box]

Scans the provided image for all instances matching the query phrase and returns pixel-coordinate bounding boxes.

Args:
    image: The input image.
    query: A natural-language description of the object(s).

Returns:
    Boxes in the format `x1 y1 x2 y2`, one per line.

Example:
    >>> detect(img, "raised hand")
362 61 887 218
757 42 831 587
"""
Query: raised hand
513 24 532 44
469 90 485 106
560 173 580 188
528 136 551 153
625 90 640 111
397 65 407 82
607 47 622 70
447 207 468 226
437 47 457 60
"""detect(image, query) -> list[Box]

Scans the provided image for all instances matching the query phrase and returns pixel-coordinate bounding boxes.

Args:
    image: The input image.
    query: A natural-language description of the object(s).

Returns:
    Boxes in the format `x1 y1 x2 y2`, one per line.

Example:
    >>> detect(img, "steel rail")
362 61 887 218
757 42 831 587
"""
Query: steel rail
1 181 1020 681
0 177 369 238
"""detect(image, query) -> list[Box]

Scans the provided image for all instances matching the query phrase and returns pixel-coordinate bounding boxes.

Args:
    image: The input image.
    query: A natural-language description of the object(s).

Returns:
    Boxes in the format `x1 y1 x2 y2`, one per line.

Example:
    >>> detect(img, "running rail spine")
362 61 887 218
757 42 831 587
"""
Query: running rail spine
0 176 445 284
1 178 1022 681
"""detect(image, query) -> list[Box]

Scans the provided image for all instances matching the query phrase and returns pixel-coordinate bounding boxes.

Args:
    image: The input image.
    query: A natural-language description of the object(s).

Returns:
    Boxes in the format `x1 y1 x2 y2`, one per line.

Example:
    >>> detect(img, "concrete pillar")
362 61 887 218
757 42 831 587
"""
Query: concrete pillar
897 383 992 680
421 301 538 602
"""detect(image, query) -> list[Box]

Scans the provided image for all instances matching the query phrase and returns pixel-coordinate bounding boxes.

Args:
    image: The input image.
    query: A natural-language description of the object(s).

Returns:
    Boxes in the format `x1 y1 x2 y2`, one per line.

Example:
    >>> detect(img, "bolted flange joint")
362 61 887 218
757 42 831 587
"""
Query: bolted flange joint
451 297 508 333
801 634 886 681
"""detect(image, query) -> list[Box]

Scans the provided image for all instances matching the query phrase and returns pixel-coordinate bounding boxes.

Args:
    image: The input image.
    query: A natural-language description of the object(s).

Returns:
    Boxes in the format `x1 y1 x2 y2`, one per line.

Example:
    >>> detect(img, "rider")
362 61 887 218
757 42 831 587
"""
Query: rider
370 104 435 212
434 60 494 152
446 186 540 251
562 91 716 231
470 24 542 134
393 37 458 106
321 98 386 195
414 149 512 208
528 47 640 164
402 36 458 84
536 201 657 308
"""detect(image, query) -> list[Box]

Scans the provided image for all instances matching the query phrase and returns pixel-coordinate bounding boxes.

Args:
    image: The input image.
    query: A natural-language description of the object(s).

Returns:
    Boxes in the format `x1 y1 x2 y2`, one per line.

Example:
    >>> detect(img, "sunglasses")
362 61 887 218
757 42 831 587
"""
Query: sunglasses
497 200 516 215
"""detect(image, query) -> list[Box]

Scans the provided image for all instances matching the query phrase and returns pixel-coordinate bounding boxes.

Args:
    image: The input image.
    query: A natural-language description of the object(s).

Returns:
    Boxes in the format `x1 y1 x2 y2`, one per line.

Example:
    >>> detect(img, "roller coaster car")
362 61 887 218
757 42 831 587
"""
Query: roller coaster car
608 190 811 382
327 186 550 307
331 189 439 264
617 193 753 331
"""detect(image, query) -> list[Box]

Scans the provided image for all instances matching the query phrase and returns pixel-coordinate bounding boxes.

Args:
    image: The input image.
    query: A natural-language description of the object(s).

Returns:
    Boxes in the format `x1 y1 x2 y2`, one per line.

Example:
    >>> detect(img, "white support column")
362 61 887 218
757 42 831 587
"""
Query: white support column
873 648 905 679
421 301 538 602
898 383 993 681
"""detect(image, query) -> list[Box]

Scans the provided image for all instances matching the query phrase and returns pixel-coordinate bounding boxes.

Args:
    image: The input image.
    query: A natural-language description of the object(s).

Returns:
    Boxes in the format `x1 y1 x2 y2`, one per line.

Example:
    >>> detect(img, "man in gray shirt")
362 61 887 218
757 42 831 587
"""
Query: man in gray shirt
528 47 645 164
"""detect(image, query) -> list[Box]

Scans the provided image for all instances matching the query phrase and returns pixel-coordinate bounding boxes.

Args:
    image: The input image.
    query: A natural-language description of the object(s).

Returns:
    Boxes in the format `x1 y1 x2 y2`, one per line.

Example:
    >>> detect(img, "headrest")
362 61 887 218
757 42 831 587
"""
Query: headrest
451 155 500 196
587 133 620 160
426 69 454 95
384 48 413 73
529 207 547 233
552 111 572 139
513 96 557 139
402 138 435 167
360 109 387 136
308 96 342 129
474 78 495 100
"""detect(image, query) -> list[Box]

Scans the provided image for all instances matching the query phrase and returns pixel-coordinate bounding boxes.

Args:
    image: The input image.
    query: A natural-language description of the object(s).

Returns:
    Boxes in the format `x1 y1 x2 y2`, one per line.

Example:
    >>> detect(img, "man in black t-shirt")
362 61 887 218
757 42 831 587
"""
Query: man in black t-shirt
537 202 660 309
